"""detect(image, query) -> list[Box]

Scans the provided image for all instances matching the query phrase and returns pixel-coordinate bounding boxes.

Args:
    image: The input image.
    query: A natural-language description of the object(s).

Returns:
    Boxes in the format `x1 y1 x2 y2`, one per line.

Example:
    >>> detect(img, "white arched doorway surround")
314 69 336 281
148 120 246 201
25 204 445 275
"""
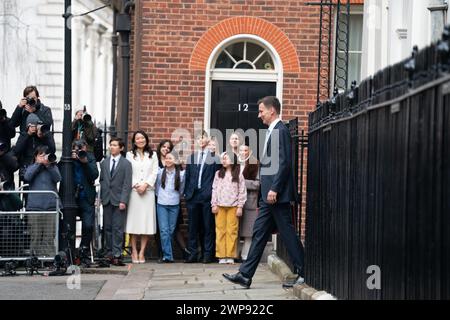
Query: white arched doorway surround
203 34 284 131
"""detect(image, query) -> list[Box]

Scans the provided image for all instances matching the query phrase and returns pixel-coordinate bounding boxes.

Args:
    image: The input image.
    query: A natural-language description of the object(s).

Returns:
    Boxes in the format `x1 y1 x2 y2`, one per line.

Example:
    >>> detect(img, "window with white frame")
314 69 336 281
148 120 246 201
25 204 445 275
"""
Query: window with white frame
336 6 364 89
214 41 275 70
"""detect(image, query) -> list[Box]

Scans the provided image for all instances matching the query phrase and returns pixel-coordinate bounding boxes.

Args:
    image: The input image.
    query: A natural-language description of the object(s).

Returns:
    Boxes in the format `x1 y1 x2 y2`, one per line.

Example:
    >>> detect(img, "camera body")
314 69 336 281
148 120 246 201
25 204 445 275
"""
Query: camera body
37 123 51 135
73 140 88 159
26 97 36 107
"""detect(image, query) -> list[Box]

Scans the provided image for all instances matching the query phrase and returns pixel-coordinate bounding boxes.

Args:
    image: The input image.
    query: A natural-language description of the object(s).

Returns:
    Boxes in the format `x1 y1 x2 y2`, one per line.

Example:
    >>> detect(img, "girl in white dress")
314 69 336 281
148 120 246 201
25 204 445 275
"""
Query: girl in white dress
125 130 158 263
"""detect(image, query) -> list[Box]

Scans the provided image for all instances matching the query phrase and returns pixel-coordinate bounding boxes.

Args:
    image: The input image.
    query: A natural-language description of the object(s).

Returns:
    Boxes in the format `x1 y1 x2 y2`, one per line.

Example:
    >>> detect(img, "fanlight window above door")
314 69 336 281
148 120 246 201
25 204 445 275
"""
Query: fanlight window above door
214 41 275 70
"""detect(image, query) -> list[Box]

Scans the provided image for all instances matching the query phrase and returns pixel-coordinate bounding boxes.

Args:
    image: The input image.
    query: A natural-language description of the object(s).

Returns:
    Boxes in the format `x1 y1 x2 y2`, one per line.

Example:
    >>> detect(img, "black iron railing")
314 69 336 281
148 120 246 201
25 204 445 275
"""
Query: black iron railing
276 119 308 271
305 29 450 300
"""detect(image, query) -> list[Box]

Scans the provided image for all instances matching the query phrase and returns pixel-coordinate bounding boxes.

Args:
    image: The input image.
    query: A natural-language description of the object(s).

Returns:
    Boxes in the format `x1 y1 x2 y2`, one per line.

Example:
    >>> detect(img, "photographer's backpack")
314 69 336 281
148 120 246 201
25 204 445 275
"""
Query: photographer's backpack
93 128 104 162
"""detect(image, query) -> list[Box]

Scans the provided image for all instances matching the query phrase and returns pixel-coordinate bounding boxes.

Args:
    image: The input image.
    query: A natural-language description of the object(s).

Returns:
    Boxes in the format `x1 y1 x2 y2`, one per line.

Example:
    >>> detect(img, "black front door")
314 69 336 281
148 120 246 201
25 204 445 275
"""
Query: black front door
211 80 276 155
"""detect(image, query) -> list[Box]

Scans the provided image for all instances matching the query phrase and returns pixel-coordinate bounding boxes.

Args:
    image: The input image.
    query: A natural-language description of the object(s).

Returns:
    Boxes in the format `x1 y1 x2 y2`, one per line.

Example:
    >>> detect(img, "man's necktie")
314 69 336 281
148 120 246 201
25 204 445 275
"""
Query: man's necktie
111 159 116 177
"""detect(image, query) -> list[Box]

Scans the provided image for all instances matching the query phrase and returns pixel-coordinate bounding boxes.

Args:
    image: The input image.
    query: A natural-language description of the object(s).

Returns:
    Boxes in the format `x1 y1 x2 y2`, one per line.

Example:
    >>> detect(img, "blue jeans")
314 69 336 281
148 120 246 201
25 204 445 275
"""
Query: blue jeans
156 204 180 261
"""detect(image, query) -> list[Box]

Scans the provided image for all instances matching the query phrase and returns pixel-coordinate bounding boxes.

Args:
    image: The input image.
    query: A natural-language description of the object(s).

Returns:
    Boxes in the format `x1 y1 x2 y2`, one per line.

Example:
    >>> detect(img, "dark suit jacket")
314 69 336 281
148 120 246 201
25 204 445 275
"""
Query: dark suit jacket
184 150 221 202
260 120 296 204
99 155 132 206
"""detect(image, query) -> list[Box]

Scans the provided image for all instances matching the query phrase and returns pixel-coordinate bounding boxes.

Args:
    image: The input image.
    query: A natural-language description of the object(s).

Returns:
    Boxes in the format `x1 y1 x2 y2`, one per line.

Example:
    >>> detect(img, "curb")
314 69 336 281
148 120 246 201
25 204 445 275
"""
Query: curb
267 254 336 300
80 264 131 276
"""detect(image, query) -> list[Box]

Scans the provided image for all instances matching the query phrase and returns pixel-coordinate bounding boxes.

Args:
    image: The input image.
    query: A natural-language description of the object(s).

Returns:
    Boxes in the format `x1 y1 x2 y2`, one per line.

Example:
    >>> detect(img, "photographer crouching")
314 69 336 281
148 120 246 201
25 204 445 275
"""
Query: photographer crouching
13 114 56 183
24 145 61 257
62 139 99 265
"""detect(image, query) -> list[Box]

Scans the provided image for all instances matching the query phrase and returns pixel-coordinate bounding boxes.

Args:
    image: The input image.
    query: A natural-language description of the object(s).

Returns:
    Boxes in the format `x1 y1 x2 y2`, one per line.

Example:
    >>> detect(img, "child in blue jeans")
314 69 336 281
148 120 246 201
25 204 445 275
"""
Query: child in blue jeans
156 152 185 262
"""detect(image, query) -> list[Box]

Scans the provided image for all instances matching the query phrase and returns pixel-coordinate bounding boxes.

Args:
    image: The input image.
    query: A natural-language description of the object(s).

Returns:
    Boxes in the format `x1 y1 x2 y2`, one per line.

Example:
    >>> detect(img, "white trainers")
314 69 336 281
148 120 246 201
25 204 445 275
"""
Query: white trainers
226 258 235 264
219 259 228 264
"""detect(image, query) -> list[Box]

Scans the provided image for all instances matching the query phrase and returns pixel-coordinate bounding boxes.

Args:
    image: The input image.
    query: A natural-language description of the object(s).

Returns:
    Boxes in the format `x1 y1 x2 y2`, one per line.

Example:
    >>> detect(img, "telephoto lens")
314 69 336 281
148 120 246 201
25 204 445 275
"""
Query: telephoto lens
46 153 57 163
77 150 87 159
38 124 51 135
82 113 92 122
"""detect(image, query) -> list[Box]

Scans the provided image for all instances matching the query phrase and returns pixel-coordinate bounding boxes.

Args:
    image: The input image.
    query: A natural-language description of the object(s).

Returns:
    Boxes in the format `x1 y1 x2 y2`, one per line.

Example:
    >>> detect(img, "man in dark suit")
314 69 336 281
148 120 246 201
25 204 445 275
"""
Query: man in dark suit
223 96 305 289
100 137 132 266
184 130 221 263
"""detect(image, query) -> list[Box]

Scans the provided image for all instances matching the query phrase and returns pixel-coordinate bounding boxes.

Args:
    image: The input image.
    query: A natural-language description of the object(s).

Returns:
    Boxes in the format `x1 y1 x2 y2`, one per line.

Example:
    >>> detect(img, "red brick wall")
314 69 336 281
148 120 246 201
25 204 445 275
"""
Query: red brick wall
128 0 328 241
129 0 321 139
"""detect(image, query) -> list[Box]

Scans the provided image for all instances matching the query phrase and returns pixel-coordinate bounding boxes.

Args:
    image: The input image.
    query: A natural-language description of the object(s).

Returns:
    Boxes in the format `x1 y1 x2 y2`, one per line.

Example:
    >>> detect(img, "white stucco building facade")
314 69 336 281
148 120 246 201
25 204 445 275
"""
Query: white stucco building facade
361 0 449 79
0 0 113 148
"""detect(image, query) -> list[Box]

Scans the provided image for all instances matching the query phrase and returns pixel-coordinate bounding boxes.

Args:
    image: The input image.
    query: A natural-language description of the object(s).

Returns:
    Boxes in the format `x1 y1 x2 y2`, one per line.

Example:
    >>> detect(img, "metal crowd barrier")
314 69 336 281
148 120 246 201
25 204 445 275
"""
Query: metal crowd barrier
0 190 61 262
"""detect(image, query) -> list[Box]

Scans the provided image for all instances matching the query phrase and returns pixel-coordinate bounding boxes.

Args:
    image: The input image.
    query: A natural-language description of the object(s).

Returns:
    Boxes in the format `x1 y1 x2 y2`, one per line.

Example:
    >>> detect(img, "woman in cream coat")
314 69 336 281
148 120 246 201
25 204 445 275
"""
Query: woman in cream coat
125 130 159 263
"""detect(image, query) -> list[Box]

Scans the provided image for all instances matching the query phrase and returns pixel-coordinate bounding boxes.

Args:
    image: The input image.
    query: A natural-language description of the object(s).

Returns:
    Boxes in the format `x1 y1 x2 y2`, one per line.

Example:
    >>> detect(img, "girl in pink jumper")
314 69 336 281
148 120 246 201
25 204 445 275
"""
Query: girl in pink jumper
211 152 247 264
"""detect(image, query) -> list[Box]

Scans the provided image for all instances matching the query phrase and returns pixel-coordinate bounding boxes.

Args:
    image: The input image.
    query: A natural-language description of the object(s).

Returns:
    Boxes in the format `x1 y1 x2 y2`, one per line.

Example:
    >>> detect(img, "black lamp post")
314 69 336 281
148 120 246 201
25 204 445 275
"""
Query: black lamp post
59 0 77 258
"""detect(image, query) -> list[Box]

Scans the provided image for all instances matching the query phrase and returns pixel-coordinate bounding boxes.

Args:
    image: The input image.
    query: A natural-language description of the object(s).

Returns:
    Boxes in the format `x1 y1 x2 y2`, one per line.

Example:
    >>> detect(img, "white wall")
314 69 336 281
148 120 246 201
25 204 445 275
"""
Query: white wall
0 0 113 149
361 0 448 79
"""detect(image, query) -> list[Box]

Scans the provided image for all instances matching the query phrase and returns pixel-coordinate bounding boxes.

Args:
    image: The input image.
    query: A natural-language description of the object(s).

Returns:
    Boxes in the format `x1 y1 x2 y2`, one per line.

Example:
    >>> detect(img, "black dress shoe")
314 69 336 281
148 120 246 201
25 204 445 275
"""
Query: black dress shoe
202 257 214 264
184 255 198 263
222 272 252 289
182 248 191 261
158 258 174 264
282 274 305 288
112 258 126 267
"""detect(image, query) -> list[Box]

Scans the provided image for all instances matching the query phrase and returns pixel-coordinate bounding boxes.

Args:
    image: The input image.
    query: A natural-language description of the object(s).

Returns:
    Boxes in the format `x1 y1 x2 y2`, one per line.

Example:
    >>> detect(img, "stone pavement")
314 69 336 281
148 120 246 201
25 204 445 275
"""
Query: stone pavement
0 273 123 300
96 261 298 300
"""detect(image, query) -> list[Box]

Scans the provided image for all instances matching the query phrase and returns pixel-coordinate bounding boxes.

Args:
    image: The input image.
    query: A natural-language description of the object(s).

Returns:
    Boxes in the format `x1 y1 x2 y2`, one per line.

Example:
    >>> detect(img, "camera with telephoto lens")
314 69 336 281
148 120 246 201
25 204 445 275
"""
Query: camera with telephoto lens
73 140 87 159
26 97 36 107
82 113 92 122
45 153 57 163
37 123 50 136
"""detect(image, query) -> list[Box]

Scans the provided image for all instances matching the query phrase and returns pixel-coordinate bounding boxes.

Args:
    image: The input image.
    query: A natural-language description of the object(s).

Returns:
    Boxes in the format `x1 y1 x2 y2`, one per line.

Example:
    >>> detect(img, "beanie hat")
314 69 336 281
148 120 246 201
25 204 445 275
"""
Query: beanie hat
26 113 40 127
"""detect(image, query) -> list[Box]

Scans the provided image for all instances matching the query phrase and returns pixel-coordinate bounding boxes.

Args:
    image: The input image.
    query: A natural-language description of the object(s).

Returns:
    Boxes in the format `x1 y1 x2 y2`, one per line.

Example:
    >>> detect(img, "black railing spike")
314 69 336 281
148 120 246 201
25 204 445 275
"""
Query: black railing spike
333 87 339 97
347 80 357 110
437 25 450 72
404 46 419 86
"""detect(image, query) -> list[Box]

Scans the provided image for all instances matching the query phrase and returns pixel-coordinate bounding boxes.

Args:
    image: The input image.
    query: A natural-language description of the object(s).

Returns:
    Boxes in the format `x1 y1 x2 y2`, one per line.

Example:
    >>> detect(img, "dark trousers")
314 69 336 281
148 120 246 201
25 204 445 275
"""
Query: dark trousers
103 204 127 258
77 198 95 248
239 201 304 279
186 198 215 259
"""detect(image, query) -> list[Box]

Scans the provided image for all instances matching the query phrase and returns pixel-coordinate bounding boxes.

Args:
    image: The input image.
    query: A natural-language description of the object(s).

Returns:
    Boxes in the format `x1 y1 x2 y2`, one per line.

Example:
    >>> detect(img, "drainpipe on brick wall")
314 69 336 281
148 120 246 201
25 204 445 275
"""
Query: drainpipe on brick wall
116 0 134 149
110 8 118 137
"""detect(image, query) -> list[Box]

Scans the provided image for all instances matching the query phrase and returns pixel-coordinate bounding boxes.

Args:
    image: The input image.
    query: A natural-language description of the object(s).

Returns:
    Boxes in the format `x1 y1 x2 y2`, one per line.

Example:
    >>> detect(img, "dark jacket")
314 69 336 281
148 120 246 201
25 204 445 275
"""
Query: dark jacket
10 101 53 133
0 151 19 190
71 119 96 153
24 163 61 211
61 152 99 204
0 117 16 152
13 132 56 170
260 121 296 204
184 150 221 202
99 156 132 206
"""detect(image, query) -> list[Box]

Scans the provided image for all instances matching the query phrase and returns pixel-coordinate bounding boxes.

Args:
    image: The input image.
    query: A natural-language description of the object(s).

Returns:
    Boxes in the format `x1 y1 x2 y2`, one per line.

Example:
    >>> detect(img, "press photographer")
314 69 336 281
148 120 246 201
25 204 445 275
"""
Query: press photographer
72 107 96 153
13 113 56 182
62 139 99 264
0 100 16 152
10 86 54 133
0 139 19 192
24 145 61 257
